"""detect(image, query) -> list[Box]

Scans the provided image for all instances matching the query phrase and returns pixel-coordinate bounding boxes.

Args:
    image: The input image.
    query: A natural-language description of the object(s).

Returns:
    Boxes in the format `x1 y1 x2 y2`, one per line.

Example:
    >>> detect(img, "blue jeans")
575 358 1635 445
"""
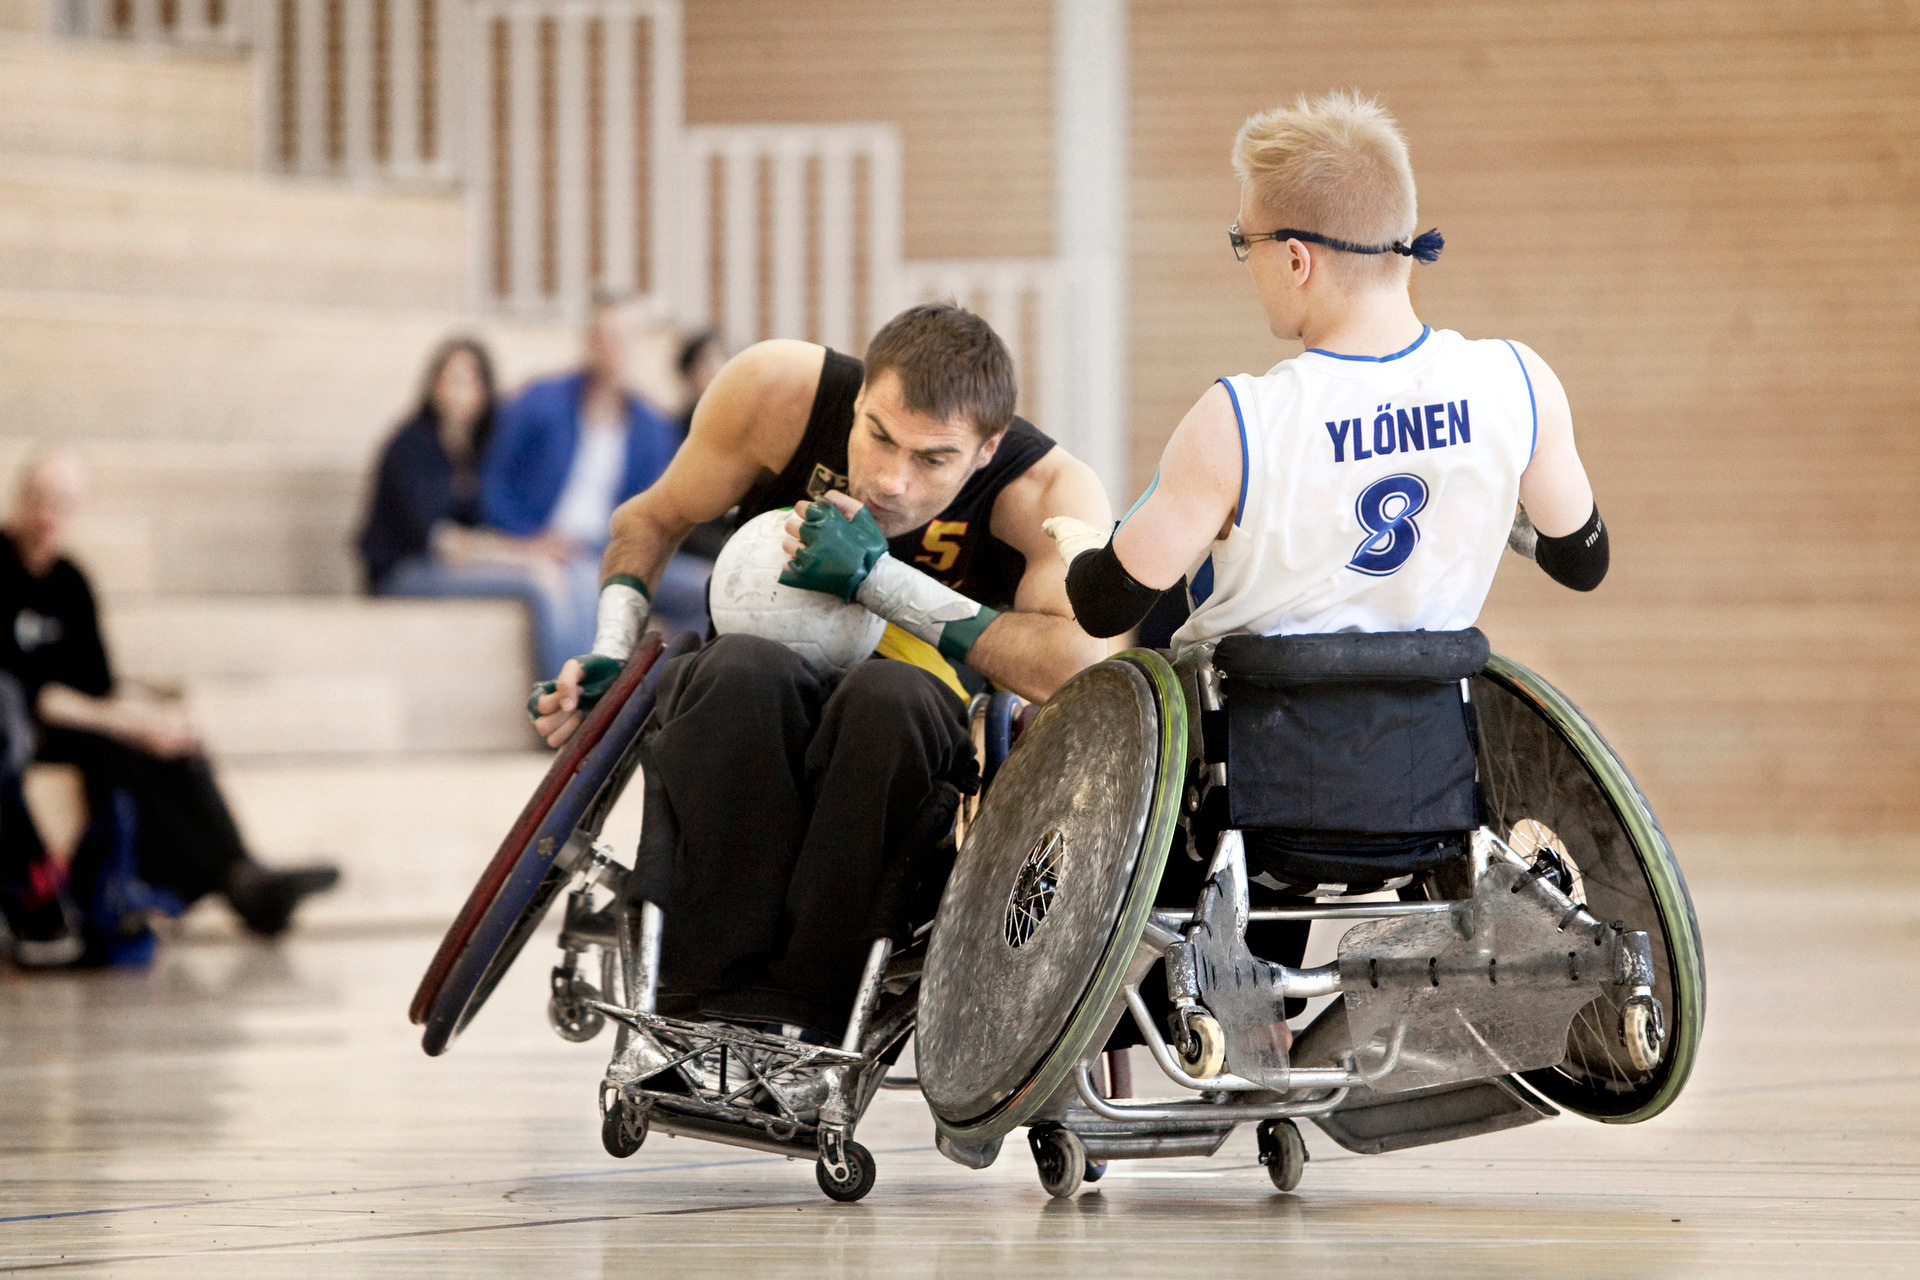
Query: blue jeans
381 552 713 679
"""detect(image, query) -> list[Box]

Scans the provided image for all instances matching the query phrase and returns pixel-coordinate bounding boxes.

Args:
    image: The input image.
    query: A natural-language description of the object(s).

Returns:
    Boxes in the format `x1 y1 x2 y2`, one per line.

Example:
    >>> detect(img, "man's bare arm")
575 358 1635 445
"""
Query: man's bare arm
1511 342 1593 538
532 340 823 746
601 339 824 588
1109 383 1242 588
1038 383 1239 639
967 448 1113 701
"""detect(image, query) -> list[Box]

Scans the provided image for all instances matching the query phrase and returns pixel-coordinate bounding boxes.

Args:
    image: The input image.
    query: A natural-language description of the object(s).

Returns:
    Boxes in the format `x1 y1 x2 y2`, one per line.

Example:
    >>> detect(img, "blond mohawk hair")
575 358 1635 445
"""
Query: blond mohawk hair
1233 90 1419 284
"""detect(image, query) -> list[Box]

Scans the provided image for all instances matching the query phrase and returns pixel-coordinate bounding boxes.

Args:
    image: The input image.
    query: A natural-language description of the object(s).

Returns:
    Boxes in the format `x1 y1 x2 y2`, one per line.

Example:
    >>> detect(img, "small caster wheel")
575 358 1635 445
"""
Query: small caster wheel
1175 1010 1226 1080
815 1140 877 1202
1083 1160 1108 1184
1620 993 1667 1072
548 971 606 1043
601 1094 648 1158
1029 1124 1087 1199
1257 1118 1307 1192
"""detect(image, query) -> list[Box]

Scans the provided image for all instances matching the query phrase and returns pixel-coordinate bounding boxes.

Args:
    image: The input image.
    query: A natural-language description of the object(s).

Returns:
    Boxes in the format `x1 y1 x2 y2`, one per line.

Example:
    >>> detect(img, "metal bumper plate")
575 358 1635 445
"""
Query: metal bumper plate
918 661 1161 1125
1339 859 1623 1094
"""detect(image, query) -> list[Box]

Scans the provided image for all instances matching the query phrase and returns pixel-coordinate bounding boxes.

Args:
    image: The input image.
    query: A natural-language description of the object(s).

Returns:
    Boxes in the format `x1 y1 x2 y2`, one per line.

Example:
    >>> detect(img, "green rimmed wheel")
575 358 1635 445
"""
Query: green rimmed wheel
918 651 1187 1148
1474 652 1706 1123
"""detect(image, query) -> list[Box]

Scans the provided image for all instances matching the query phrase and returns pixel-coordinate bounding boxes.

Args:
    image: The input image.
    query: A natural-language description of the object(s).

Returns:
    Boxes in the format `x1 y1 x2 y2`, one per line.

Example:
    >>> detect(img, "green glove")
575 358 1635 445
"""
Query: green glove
778 501 888 602
526 653 623 722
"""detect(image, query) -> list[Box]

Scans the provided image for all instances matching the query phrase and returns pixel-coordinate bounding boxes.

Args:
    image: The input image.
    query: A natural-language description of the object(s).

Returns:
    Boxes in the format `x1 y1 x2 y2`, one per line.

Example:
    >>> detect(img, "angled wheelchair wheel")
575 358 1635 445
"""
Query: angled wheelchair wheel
918 652 1186 1148
1473 652 1706 1123
410 632 700 1055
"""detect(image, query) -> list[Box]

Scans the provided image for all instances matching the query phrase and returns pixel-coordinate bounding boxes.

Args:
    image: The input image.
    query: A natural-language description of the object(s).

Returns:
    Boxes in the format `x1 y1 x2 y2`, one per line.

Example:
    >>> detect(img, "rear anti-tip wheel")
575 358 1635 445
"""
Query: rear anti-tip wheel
1257 1118 1307 1192
1175 1010 1226 1080
601 1093 648 1158
815 1141 877 1202
1029 1124 1088 1199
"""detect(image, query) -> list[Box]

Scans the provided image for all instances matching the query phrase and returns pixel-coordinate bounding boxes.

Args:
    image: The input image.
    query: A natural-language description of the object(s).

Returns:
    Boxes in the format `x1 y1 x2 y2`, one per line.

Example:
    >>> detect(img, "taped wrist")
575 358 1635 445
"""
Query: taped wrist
854 555 1000 663
591 574 652 662
1064 544 1163 639
1534 505 1609 592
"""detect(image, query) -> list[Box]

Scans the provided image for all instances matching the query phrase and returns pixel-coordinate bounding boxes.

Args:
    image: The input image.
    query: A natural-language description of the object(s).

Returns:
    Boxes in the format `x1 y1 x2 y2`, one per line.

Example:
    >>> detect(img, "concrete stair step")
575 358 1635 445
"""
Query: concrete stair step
0 288 578 450
101 596 539 756
0 438 364 597
0 152 467 310
0 31 251 169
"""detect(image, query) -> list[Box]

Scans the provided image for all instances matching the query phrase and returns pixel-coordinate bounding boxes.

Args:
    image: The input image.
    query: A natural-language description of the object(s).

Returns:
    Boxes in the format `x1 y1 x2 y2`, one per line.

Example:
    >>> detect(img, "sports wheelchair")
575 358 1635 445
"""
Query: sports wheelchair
409 631 1026 1203
916 631 1705 1198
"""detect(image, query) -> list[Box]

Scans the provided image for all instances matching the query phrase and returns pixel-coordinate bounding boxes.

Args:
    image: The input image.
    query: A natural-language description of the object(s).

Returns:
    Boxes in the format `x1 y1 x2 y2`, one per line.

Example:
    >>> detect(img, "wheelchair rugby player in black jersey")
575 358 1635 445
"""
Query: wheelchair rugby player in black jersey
508 303 1110 1195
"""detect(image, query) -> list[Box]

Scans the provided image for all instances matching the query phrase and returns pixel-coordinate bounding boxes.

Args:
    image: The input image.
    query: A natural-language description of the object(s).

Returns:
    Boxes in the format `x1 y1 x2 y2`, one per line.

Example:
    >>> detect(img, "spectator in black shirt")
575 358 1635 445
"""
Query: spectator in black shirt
1 449 338 952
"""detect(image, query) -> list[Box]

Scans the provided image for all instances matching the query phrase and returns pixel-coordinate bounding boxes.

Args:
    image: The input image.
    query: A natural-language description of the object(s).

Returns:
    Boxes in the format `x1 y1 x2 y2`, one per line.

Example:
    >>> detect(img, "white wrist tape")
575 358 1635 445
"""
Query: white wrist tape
855 555 983 649
591 580 651 662
1041 516 1110 569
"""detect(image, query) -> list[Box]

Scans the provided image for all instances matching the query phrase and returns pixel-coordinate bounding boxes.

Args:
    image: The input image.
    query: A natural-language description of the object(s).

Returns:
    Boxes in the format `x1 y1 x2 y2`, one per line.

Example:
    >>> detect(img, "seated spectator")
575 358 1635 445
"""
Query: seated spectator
0 668 82 967
359 337 599 678
482 298 713 642
1 449 338 958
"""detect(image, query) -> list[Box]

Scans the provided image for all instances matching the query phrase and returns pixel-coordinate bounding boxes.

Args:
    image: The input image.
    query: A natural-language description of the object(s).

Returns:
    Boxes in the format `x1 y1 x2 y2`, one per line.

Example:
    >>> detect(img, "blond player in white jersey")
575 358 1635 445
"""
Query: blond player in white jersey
1045 91 1608 643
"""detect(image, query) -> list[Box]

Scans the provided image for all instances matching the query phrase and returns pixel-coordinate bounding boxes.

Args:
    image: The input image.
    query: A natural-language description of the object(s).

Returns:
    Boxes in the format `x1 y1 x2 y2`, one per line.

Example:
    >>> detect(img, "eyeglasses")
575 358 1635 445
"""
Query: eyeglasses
1228 223 1291 263
1229 223 1434 263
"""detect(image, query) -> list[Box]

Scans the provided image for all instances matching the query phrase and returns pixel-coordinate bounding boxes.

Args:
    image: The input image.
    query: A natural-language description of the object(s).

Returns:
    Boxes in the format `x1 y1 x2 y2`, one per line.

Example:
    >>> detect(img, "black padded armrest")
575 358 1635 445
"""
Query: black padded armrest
1213 628 1489 686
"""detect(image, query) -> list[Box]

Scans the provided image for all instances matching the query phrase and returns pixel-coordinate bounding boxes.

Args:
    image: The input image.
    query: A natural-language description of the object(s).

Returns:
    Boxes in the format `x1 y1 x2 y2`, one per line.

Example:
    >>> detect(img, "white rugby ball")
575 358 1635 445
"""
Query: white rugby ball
709 507 887 675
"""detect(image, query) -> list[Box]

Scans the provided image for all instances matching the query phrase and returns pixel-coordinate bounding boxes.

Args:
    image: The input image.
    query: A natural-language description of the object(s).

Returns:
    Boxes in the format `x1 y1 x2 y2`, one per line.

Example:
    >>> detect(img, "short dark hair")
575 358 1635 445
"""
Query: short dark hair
862 303 1017 439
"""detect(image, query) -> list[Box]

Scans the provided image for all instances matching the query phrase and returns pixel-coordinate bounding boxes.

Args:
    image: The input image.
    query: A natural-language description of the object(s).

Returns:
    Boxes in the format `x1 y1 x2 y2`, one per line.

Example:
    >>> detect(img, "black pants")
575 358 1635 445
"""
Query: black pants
642 635 971 1032
39 729 250 906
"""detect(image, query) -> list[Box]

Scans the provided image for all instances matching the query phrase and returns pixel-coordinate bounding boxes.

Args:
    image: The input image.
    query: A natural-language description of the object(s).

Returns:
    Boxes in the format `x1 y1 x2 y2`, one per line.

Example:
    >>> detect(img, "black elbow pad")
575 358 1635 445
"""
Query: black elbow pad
1535 505 1609 591
1065 544 1165 638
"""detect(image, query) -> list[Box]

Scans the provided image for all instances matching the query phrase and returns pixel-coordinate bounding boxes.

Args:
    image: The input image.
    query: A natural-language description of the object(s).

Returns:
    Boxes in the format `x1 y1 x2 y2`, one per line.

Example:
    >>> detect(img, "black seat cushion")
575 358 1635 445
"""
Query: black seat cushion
1219 629 1486 834
1215 628 1488 686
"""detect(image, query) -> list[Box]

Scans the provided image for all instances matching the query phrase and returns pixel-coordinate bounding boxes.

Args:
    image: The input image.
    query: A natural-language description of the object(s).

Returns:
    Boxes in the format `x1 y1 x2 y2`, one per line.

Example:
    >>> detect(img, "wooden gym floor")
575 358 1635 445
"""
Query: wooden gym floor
3 866 1918 1277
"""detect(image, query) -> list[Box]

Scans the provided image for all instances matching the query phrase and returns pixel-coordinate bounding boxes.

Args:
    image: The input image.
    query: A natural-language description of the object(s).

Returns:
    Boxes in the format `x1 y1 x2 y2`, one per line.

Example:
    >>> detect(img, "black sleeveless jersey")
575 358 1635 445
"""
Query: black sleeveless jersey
738 349 1056 612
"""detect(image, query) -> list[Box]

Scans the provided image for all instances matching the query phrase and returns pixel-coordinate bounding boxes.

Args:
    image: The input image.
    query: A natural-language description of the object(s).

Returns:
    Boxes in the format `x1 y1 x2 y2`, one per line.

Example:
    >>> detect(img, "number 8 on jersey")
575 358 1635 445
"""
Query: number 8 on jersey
1347 473 1429 577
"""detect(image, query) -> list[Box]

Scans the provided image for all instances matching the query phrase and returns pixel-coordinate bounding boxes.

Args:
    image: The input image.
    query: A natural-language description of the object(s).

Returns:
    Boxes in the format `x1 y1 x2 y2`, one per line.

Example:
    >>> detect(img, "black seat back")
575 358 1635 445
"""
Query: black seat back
1215 629 1487 836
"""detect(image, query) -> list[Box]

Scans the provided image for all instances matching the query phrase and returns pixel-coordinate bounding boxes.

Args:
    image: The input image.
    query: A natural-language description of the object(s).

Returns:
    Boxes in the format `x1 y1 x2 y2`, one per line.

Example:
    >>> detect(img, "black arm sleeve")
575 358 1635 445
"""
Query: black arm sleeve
1534 504 1609 592
1065 544 1166 638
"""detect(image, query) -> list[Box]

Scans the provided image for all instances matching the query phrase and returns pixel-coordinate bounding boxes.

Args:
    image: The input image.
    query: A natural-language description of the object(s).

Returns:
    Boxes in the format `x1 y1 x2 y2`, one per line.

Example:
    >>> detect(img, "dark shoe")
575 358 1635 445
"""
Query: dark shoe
225 861 340 938
1 856 85 969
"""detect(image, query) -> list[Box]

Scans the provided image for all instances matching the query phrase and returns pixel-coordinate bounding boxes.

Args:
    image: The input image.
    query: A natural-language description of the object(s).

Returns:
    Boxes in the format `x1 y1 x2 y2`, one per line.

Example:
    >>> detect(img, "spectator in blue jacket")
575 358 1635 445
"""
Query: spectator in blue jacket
481 298 712 649
359 338 590 679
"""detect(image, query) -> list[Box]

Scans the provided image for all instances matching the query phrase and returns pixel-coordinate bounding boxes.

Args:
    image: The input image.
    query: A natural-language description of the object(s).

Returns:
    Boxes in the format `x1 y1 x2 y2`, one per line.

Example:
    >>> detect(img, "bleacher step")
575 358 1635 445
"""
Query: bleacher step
0 288 579 451
0 152 467 310
0 437 366 597
0 31 252 169
101 596 539 757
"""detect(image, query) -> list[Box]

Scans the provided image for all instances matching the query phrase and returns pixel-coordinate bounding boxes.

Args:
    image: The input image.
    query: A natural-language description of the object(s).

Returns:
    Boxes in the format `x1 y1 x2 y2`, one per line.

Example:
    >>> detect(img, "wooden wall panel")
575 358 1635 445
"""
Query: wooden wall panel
682 0 1051 263
1131 0 1920 833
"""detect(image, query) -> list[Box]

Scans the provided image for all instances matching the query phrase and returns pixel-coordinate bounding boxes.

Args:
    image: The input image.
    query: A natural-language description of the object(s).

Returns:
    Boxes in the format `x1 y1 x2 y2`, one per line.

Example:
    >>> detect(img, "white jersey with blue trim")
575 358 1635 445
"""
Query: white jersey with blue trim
1170 326 1536 654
